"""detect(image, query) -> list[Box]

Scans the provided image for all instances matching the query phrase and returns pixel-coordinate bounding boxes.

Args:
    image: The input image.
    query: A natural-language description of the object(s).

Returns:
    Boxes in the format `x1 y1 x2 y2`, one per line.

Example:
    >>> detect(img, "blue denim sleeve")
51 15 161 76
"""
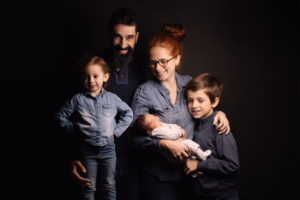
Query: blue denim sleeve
56 95 77 134
197 131 240 176
113 95 133 137
130 86 161 150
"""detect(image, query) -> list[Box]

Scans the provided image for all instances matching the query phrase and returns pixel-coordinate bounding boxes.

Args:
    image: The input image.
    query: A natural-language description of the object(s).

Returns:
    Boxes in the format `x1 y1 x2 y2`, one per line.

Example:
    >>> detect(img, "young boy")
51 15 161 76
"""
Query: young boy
184 73 240 200
56 56 133 200
136 113 212 161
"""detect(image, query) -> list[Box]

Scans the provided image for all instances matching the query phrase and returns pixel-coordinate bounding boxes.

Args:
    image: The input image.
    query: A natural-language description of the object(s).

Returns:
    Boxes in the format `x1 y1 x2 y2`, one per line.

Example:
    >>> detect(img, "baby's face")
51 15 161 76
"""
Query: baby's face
145 115 162 131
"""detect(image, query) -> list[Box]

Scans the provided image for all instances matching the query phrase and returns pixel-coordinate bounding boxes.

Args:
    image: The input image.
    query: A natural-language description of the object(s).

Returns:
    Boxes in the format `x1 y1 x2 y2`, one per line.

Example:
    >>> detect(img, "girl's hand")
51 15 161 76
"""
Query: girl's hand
184 159 198 175
159 139 189 163
213 111 230 134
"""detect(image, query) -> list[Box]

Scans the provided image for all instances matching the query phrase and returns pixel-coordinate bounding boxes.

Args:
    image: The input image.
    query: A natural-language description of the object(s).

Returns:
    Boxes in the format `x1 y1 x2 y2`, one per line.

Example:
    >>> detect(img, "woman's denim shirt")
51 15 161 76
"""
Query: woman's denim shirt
56 89 133 146
131 73 194 181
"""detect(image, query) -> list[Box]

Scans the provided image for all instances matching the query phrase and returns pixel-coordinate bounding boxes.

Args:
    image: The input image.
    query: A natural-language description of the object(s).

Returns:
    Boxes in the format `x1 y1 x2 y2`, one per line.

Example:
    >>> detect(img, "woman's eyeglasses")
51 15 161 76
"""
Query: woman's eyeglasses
149 56 176 68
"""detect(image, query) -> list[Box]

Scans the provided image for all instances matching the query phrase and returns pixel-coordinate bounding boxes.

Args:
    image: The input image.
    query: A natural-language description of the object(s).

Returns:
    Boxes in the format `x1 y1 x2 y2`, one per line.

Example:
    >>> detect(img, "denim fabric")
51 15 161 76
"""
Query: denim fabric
56 89 133 146
130 73 195 182
80 143 116 200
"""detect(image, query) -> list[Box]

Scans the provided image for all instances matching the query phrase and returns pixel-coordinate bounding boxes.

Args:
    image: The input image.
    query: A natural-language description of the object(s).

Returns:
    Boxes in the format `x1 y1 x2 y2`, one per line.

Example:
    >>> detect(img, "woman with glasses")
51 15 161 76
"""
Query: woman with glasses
130 23 230 200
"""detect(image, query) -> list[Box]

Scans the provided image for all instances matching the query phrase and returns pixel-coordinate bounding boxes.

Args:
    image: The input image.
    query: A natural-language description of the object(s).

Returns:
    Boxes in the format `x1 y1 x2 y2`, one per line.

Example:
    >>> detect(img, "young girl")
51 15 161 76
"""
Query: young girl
56 56 133 200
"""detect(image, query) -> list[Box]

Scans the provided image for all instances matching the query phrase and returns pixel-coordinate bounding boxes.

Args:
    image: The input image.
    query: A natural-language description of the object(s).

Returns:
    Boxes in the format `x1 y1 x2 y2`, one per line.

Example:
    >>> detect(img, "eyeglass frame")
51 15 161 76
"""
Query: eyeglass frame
148 56 177 68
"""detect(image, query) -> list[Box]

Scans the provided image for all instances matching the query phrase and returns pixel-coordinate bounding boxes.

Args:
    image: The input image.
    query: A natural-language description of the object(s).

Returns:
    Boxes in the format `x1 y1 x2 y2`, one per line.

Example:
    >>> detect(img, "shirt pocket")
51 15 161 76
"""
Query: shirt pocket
101 104 114 117
150 106 171 122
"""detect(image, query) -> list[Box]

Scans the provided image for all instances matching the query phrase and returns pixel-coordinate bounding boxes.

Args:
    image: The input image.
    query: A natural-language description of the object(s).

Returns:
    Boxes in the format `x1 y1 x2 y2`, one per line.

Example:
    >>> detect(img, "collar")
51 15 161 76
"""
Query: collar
155 72 186 95
198 112 216 129
84 88 106 99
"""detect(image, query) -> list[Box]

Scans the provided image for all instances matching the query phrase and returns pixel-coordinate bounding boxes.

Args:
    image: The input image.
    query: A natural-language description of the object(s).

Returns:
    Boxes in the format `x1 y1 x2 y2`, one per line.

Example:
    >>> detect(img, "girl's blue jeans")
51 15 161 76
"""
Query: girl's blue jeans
80 143 116 200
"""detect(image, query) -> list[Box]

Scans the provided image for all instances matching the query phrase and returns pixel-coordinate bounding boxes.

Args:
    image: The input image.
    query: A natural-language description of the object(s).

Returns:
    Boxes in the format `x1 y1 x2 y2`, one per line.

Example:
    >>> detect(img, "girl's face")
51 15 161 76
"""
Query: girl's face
149 46 180 83
187 89 219 119
83 64 109 97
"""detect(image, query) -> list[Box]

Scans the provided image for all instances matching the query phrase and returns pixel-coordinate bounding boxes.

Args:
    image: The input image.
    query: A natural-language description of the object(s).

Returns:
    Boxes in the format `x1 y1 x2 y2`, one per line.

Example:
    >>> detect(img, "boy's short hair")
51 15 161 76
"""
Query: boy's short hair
185 73 223 103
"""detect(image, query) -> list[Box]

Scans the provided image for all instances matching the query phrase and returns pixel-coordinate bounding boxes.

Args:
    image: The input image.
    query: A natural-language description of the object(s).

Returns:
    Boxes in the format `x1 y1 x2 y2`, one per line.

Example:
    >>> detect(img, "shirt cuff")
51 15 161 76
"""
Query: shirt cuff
154 138 162 149
197 159 207 171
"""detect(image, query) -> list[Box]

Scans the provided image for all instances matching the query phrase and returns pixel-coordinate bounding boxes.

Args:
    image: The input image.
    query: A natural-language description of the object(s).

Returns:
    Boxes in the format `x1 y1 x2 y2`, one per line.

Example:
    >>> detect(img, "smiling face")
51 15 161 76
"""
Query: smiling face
187 89 219 119
83 64 109 97
112 24 139 55
149 46 180 83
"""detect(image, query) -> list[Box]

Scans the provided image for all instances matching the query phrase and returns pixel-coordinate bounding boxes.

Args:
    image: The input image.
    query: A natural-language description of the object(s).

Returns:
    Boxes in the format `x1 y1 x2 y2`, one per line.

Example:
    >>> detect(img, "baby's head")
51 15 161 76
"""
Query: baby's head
136 114 162 134
185 73 223 119
79 56 110 97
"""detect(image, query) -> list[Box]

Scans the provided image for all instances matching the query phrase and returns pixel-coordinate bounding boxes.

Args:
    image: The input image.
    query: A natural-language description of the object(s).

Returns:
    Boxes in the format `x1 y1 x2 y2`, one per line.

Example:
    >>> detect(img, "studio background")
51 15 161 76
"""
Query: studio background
3 0 298 199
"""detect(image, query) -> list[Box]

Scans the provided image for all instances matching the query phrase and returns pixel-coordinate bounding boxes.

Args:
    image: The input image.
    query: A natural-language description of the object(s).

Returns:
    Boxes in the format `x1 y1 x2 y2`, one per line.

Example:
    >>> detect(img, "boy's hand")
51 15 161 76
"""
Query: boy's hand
184 159 198 175
213 111 230 134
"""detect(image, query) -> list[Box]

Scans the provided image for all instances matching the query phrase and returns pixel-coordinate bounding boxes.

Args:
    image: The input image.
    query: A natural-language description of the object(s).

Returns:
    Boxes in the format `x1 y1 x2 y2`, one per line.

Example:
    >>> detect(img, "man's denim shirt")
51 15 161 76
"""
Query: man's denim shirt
130 73 195 181
56 89 133 147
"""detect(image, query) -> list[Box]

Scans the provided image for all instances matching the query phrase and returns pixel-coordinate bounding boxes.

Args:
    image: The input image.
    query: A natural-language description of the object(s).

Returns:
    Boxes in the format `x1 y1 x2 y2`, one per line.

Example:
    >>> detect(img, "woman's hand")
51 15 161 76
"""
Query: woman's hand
213 111 230 134
180 128 186 139
159 139 190 163
71 160 91 187
184 159 198 175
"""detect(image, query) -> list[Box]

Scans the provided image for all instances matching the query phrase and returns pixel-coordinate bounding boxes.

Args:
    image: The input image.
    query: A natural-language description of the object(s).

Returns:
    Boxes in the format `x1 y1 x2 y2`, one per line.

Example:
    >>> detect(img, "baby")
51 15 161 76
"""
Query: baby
136 114 211 161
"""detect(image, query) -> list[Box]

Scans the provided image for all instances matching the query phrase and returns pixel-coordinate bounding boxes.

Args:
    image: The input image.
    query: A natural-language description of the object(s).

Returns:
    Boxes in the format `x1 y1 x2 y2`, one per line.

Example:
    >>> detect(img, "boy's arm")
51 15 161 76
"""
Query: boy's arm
197 131 240 176
56 96 77 133
113 96 133 137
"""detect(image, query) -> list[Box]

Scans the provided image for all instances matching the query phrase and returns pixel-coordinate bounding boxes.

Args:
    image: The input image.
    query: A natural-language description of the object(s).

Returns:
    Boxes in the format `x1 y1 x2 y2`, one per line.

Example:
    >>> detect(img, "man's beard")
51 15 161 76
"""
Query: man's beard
112 45 134 70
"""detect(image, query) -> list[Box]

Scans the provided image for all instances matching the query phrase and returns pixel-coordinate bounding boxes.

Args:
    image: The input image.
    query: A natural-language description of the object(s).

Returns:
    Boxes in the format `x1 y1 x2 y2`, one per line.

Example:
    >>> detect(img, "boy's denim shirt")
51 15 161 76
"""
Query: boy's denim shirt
56 89 133 146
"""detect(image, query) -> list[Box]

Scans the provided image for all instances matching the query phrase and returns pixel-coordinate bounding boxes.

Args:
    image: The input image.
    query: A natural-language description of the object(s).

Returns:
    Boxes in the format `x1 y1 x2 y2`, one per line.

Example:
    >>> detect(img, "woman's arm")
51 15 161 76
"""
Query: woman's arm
159 139 190 163
214 111 230 134
130 87 162 150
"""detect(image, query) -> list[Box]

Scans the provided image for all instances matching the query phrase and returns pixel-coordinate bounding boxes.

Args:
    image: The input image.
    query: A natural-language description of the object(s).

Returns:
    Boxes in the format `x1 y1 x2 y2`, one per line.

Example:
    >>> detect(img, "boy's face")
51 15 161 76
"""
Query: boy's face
187 89 219 119
83 64 109 97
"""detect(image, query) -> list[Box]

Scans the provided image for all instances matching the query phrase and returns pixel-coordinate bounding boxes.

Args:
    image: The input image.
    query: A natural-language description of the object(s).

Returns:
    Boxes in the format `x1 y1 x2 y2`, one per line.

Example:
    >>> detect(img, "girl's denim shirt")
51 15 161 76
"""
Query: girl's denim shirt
56 89 133 146
130 73 195 181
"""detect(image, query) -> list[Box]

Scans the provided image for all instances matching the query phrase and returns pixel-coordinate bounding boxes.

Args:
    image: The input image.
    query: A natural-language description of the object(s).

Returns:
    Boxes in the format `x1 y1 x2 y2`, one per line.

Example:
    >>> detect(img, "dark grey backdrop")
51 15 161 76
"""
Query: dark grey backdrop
3 0 298 199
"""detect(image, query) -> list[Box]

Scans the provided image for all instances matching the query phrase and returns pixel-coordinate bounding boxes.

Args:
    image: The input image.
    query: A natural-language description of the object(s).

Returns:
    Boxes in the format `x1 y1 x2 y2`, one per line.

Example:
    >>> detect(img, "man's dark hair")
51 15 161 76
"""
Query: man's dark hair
108 8 138 33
